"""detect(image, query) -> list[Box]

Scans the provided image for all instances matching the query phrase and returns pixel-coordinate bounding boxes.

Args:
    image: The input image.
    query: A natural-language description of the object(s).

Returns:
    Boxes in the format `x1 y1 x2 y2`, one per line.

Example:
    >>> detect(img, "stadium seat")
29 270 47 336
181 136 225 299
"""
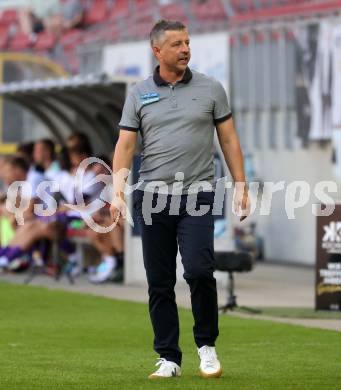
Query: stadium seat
160 3 187 21
0 9 18 26
232 0 341 24
60 28 84 48
231 0 316 14
81 29 100 43
135 0 152 11
100 26 120 42
110 0 129 19
84 0 108 25
230 0 249 13
131 20 154 39
9 31 33 51
191 0 227 22
0 25 10 49
34 31 57 51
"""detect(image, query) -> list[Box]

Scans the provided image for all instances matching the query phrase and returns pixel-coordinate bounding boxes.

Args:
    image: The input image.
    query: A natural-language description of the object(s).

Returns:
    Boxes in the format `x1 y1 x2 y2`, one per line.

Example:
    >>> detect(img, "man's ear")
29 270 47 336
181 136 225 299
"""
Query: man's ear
152 45 161 60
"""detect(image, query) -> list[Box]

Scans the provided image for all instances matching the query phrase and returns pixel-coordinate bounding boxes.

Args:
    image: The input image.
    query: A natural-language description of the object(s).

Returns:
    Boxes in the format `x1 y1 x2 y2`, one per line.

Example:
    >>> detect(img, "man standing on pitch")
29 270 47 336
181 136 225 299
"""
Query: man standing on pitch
111 20 249 379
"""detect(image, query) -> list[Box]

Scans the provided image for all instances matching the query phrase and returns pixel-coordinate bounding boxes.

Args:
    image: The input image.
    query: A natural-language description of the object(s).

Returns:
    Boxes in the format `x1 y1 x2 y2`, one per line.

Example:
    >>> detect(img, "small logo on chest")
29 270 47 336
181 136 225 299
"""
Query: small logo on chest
140 92 160 106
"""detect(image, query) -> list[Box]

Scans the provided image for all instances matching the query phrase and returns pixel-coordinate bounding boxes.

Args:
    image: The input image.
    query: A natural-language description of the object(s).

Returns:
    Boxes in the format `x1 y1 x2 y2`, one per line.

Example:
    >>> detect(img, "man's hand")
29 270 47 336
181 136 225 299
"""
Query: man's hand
216 119 250 221
110 194 127 227
234 182 251 221
111 130 138 228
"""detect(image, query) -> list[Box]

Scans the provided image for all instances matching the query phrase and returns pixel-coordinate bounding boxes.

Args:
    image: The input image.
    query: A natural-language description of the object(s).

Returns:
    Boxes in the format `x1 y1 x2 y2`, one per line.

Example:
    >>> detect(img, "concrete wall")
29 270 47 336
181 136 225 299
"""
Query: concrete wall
253 142 336 265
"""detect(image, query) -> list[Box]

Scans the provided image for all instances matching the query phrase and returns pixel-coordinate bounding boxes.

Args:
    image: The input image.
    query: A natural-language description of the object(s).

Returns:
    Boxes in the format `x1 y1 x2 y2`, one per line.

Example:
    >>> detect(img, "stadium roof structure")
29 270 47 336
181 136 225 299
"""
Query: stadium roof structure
0 73 139 153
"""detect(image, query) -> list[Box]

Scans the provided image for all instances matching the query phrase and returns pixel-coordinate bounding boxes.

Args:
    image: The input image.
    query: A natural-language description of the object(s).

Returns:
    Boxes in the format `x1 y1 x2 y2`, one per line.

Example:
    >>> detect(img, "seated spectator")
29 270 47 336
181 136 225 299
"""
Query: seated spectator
33 138 60 180
0 140 97 272
0 156 7 195
61 0 84 31
53 132 95 209
86 154 124 284
16 141 46 205
0 139 78 271
0 135 121 279
0 156 42 270
66 131 92 153
18 0 62 37
51 139 101 276
2 154 38 221
0 153 39 267
86 212 124 283
91 154 112 205
0 215 58 272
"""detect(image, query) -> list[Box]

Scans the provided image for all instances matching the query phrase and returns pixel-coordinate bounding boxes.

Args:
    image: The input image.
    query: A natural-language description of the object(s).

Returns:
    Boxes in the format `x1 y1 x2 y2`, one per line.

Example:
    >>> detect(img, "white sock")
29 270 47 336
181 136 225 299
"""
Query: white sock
68 253 79 264
0 256 9 267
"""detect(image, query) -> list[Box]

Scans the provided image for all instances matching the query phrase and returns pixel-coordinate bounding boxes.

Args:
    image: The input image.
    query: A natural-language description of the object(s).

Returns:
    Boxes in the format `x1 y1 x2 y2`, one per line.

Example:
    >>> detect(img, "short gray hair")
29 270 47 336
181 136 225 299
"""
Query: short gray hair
150 20 187 46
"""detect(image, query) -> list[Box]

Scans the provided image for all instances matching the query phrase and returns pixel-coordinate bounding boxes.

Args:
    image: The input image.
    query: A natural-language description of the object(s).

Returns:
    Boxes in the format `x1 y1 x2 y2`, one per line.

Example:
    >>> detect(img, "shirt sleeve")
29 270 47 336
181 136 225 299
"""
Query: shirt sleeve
118 89 140 132
211 80 232 125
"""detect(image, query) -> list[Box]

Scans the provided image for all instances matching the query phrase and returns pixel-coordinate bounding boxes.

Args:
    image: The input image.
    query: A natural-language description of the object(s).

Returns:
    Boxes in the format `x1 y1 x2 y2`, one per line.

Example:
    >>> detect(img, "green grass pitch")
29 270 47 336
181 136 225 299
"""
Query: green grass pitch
0 281 340 390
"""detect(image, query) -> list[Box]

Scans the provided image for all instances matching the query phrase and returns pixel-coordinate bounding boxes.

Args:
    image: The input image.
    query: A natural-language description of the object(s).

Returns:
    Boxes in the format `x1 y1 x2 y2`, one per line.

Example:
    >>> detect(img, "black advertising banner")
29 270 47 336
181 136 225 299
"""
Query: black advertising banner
315 205 341 311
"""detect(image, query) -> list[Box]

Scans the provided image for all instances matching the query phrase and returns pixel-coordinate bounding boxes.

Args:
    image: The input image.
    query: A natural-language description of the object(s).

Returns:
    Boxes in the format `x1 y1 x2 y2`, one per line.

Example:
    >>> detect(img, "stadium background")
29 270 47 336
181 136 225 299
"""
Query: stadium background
0 0 341 282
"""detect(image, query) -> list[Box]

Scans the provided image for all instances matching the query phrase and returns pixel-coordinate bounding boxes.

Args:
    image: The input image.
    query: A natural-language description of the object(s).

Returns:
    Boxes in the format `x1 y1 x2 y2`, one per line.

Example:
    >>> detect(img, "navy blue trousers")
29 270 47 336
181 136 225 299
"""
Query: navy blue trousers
134 190 219 366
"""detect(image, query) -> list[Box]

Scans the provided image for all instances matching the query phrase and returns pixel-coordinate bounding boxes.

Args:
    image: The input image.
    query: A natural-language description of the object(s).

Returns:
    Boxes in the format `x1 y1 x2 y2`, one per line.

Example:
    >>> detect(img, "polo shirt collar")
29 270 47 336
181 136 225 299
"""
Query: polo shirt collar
153 65 192 86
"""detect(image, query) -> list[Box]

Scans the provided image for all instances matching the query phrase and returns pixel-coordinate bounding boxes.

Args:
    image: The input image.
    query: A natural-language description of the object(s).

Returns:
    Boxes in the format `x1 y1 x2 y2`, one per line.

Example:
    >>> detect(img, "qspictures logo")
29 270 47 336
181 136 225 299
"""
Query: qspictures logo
322 221 341 251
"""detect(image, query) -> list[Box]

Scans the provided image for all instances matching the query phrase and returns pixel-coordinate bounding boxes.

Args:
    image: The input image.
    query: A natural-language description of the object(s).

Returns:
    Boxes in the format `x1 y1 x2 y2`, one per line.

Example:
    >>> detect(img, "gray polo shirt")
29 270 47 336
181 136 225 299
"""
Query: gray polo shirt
119 66 232 193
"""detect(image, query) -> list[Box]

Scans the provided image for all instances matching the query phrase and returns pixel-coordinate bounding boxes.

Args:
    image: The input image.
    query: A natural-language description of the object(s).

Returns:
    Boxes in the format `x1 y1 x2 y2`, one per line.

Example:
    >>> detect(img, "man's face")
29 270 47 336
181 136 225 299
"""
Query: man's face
3 164 26 185
33 142 47 165
69 151 87 169
153 29 191 73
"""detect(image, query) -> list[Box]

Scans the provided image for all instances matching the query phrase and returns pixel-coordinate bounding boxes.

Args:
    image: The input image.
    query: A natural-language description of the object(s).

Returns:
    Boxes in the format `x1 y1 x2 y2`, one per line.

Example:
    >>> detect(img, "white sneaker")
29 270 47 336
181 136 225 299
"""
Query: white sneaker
7 256 29 271
148 358 181 379
198 346 222 378
88 259 115 284
0 256 9 269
